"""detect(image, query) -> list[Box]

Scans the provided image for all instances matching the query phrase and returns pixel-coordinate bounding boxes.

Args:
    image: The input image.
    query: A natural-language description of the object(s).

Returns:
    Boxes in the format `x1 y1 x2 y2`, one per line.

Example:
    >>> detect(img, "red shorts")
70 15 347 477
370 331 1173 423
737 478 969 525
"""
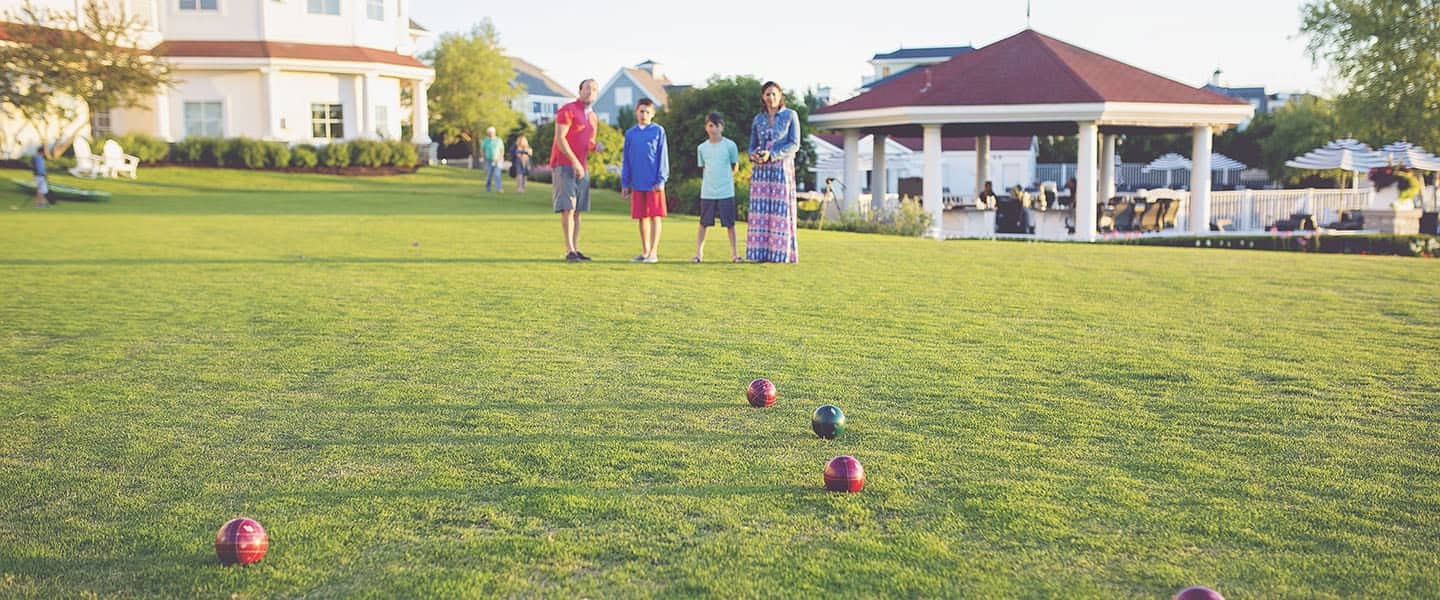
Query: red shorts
630 190 667 219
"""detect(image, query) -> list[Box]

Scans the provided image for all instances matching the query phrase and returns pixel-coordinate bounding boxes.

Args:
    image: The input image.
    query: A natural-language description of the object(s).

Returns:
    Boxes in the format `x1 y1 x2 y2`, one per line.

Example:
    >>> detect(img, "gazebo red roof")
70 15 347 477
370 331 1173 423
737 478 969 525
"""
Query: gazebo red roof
819 29 1244 114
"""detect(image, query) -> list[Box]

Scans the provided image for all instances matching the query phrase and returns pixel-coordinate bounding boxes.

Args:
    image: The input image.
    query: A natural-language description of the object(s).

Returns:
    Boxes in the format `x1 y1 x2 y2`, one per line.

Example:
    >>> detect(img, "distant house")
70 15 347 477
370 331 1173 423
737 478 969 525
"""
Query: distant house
593 60 682 125
509 57 573 125
811 134 1035 198
859 46 973 92
1202 70 1270 129
0 0 435 158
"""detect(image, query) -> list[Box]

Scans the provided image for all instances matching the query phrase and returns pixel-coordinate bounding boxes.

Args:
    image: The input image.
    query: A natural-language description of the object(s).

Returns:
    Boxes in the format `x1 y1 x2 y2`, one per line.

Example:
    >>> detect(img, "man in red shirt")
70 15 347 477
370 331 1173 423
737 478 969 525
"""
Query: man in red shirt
552 79 600 261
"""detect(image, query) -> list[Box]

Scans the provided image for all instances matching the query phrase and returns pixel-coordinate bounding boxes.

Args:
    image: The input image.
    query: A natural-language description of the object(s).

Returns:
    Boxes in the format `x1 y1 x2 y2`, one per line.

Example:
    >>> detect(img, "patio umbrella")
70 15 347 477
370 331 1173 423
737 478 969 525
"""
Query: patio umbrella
1284 139 1384 189
1376 141 1440 171
1141 153 1191 188
1142 153 1248 187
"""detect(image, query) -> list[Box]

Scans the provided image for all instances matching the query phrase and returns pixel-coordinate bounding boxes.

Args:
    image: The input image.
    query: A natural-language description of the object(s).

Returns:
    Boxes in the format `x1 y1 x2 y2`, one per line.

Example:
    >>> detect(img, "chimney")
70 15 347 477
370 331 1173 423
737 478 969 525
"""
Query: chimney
637 59 663 82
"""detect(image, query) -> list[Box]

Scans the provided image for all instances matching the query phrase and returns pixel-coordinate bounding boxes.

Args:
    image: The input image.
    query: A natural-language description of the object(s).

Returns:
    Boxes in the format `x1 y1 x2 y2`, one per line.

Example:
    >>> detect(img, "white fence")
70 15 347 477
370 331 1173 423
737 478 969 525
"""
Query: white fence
1199 188 1374 231
1036 163 1258 191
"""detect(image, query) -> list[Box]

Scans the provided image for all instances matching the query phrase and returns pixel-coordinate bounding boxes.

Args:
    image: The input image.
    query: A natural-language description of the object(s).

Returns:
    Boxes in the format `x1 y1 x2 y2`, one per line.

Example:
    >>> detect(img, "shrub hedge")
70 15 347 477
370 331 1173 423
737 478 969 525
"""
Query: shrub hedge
1116 233 1440 257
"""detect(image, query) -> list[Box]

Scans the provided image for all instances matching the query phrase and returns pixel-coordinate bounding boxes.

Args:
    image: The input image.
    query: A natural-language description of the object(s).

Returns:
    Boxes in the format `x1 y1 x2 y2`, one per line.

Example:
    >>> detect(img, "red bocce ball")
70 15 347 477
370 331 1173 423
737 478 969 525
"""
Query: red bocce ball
215 517 269 566
824 455 865 492
746 378 776 407
1174 587 1224 600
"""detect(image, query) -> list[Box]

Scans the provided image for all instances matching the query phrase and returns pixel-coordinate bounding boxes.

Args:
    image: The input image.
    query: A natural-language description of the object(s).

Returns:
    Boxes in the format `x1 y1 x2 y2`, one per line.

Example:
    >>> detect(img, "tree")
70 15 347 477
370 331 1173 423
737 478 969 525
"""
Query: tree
0 0 173 158
529 118 622 175
655 75 816 189
1300 0 1440 150
1258 95 1344 185
424 20 522 159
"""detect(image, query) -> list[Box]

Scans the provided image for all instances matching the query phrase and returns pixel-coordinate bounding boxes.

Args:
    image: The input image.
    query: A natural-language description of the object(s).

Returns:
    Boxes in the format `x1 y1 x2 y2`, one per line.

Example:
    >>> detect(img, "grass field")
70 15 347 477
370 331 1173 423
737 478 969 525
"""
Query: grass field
2 166 1438 598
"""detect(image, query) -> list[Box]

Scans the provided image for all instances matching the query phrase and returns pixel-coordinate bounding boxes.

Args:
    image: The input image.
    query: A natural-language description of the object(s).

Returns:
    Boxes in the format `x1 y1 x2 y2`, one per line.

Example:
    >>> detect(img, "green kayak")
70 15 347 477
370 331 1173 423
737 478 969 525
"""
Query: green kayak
11 178 112 202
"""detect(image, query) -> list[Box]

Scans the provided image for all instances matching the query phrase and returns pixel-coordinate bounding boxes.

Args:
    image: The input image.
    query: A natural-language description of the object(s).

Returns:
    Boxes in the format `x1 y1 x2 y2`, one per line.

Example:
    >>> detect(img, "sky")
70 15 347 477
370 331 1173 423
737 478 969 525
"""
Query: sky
411 0 1335 101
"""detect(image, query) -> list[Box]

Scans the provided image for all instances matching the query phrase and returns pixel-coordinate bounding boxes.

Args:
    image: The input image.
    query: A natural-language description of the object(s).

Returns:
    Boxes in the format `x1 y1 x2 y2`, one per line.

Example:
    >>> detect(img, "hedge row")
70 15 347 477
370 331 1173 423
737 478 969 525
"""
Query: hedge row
1114 233 1440 257
83 133 417 170
170 137 416 169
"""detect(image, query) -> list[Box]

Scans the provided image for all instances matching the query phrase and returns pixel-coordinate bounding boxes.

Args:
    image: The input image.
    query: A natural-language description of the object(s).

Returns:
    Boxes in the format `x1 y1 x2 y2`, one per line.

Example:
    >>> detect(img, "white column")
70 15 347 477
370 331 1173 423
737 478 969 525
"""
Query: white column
924 124 944 238
261 68 282 140
842 129 861 212
1190 125 1214 234
411 79 431 144
1100 134 1117 201
361 73 380 138
154 89 172 141
870 133 887 213
975 134 990 197
1075 121 1099 242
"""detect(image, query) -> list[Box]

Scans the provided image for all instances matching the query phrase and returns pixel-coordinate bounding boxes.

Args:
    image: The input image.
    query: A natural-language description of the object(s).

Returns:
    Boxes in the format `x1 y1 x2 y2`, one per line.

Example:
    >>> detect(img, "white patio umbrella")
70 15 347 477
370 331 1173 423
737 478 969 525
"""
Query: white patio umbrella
1376 141 1440 171
1284 139 1384 189
1141 153 1191 188
1142 152 1248 187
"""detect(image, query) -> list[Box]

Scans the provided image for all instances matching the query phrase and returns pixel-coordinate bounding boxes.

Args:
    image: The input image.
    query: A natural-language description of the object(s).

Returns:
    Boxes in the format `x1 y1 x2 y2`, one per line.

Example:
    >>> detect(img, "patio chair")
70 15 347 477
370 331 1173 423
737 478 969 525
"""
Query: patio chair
1138 201 1163 232
101 140 140 179
1112 201 1135 231
68 138 104 178
1159 199 1181 229
1096 203 1114 233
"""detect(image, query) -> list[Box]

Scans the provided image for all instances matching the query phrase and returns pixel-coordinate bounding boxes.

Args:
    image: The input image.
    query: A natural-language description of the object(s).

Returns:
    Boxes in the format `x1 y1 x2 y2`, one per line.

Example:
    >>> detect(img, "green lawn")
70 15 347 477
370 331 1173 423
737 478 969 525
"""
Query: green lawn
2 166 1438 598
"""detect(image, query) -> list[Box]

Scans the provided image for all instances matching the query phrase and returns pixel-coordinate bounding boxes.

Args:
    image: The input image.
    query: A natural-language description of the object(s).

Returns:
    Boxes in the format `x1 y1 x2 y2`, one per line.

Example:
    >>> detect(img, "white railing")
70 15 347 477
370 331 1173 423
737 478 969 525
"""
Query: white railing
1206 188 1372 231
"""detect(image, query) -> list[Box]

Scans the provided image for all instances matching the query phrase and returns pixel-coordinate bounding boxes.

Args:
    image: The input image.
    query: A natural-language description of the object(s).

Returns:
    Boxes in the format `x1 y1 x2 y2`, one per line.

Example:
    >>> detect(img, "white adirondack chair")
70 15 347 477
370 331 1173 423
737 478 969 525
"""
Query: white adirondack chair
68 138 104 178
101 139 140 179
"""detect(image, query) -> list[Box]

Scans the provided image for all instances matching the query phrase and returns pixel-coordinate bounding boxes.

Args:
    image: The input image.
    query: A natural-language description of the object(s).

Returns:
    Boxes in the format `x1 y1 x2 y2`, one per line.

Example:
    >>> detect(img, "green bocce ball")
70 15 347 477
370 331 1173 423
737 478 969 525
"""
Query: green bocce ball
811 404 846 439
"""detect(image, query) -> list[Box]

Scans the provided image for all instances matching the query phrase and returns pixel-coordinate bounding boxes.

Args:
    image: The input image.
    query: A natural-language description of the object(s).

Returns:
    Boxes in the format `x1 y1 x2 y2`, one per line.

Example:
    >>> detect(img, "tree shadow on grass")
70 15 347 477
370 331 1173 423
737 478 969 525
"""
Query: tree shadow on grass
0 257 590 267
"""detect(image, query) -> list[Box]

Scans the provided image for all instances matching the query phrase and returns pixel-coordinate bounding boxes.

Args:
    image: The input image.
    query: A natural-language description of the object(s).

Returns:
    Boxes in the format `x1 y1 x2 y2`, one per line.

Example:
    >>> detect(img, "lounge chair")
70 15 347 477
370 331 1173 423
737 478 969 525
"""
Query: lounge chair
1138 201 1163 232
1112 201 1135 231
101 140 140 179
1159 199 1181 229
68 138 104 178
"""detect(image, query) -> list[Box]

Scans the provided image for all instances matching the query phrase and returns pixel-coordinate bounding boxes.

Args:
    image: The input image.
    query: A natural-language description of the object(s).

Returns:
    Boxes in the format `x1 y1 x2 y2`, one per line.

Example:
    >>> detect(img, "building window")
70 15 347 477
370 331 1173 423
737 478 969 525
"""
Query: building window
307 0 339 15
311 103 344 139
531 101 542 114
180 0 218 10
374 105 389 138
366 0 383 20
92 110 112 137
615 86 632 107
183 101 223 137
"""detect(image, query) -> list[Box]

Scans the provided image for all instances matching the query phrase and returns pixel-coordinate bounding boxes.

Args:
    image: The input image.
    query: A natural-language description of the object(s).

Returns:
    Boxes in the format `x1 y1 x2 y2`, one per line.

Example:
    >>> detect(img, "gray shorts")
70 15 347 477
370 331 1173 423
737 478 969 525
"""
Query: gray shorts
34 175 48 196
700 197 736 228
552 166 590 212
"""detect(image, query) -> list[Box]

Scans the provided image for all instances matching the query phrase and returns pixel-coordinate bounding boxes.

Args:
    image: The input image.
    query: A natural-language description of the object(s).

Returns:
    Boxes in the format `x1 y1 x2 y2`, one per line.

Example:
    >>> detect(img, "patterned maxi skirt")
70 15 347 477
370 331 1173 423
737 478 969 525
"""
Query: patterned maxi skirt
745 159 798 263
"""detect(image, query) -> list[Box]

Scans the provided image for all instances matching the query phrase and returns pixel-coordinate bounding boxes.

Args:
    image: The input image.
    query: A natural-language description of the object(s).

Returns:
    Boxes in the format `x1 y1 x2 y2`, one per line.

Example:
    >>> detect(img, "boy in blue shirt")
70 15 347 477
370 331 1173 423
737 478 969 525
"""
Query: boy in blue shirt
621 98 669 263
692 112 740 263
32 152 50 208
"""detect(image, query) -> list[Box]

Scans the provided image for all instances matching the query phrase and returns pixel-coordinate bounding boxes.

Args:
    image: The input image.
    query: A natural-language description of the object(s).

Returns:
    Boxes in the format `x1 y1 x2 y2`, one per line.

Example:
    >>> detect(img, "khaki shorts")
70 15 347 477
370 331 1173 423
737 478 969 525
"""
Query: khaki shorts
552 166 590 212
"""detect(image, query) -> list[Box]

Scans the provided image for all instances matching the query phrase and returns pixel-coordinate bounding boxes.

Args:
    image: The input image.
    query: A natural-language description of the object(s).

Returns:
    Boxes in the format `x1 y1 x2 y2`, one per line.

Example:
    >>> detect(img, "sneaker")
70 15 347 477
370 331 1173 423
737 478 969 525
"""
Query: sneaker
565 252 581 262
575 251 593 261
631 255 647 262
643 256 659 264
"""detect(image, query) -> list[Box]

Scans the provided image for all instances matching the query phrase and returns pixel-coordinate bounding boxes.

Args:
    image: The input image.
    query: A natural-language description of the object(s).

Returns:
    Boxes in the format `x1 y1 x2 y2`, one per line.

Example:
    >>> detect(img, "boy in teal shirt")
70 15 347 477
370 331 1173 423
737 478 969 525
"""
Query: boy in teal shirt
692 112 740 263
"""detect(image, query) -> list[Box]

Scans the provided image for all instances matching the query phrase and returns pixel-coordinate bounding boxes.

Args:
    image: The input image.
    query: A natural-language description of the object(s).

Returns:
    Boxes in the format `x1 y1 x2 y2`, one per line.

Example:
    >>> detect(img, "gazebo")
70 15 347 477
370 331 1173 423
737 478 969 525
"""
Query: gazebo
811 29 1253 241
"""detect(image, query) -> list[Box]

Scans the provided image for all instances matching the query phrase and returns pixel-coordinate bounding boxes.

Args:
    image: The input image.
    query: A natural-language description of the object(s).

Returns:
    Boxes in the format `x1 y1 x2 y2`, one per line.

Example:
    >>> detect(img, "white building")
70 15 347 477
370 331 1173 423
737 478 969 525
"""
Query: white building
0 0 433 157
509 56 572 125
812 133 1035 201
